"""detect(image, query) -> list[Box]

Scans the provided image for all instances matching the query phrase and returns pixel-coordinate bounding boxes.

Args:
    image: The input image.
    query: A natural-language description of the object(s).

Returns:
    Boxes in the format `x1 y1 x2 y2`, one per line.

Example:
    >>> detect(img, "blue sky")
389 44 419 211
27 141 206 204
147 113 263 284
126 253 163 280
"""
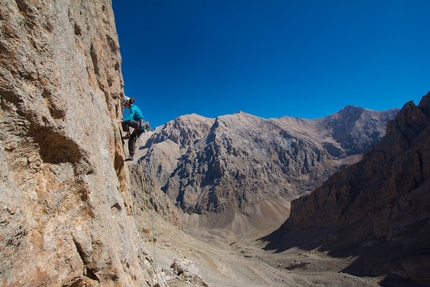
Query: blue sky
112 1 429 128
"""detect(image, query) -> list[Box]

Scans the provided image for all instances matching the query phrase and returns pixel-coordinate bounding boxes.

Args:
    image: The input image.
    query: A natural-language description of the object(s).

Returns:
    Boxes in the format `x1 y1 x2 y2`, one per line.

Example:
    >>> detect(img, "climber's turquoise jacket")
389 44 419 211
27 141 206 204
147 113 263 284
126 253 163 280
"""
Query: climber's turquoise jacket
123 104 144 123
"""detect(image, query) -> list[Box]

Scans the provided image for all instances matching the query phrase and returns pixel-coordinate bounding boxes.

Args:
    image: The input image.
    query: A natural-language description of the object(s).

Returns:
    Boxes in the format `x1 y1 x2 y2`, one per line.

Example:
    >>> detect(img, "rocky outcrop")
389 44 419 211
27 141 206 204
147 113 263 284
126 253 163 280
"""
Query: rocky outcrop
263 92 430 284
165 259 209 287
0 1 160 286
137 107 396 232
318 105 398 157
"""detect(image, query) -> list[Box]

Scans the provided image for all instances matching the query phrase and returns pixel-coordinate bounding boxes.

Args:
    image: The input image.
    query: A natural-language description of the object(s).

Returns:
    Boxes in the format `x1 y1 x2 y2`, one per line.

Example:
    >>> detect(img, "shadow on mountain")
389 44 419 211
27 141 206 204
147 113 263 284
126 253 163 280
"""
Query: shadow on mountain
260 92 430 286
259 220 430 286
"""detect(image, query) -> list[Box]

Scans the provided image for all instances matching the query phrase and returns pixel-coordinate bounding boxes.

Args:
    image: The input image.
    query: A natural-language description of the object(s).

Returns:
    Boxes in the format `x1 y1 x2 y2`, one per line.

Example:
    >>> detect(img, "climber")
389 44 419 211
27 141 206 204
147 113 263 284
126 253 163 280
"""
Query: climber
114 96 147 161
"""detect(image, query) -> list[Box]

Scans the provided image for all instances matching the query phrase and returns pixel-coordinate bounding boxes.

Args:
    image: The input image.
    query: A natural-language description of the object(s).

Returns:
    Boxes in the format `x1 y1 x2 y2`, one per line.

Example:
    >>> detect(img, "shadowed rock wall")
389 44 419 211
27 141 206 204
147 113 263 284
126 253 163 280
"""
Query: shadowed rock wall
265 92 430 283
0 1 159 286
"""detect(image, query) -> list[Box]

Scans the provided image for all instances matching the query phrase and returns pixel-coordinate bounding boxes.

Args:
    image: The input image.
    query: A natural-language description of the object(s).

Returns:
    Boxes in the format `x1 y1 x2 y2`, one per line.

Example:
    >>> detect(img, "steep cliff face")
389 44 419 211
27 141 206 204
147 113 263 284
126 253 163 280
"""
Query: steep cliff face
266 92 430 283
0 1 158 286
137 107 396 232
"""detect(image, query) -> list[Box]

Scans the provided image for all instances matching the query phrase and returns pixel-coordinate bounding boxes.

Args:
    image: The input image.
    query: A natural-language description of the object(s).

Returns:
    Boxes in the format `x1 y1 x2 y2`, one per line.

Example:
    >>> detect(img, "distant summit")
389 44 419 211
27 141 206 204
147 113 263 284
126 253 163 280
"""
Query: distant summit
318 105 399 156
137 106 397 234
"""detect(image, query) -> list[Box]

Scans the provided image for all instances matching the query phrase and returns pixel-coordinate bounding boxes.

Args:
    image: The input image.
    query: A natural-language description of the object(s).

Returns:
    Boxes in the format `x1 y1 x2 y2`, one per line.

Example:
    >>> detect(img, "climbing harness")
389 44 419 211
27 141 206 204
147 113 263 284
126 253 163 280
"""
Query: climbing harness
117 120 150 159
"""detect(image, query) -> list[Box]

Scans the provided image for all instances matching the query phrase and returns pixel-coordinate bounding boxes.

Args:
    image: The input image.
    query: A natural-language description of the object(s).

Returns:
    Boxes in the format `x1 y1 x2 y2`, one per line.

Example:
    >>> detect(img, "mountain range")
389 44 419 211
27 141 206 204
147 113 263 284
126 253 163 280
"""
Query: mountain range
2 0 428 285
136 105 398 234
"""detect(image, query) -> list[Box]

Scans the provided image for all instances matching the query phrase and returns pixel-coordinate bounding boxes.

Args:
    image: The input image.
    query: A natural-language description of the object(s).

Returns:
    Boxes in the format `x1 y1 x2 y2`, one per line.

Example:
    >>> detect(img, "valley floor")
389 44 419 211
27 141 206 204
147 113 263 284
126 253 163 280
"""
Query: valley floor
134 213 384 287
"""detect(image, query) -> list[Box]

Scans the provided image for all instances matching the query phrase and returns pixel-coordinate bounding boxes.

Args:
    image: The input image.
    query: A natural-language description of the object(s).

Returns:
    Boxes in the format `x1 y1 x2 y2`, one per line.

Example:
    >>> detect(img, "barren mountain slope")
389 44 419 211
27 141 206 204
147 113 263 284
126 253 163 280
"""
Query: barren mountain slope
136 107 396 235
262 92 430 286
272 105 398 157
128 168 384 287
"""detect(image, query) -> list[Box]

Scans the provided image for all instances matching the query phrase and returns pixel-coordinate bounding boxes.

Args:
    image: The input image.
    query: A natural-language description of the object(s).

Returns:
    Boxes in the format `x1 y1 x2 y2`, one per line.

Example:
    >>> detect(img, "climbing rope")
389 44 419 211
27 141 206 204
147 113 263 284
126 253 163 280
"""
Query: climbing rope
149 178 160 285
139 163 160 286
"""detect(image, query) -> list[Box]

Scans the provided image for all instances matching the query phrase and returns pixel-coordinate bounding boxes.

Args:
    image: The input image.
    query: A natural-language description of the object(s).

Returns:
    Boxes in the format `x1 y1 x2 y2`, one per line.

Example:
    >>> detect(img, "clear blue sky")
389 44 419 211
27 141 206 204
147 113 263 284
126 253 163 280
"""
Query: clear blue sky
112 1 429 128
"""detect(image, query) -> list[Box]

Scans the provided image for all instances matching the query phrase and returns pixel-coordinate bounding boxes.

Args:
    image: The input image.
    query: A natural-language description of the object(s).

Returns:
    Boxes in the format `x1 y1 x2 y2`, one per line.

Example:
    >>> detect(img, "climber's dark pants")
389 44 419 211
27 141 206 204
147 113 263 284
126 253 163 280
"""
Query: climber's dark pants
122 120 143 157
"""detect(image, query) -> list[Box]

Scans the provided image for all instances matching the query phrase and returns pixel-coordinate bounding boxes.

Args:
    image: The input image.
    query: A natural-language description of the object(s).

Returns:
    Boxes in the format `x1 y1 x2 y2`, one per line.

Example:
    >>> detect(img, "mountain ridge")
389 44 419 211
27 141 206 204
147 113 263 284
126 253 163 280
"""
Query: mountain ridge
261 92 430 284
137 105 398 234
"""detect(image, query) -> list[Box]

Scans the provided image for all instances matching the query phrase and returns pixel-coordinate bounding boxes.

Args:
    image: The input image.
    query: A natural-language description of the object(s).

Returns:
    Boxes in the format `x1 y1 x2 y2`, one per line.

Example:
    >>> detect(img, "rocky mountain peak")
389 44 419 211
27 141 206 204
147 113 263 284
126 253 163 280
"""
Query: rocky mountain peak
149 113 214 146
137 105 397 233
317 105 399 156
337 104 365 115
264 92 430 283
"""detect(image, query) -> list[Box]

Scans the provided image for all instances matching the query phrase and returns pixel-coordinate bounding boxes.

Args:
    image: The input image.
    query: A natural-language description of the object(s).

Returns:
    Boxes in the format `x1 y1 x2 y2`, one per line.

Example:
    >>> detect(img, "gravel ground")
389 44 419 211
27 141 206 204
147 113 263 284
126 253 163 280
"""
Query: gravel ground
134 213 383 287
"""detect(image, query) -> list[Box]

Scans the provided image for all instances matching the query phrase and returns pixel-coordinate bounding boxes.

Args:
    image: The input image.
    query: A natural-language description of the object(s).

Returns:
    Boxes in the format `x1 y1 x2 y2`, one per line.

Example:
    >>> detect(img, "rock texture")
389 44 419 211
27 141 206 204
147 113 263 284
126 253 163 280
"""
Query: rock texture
263 92 430 284
137 107 397 233
0 1 162 286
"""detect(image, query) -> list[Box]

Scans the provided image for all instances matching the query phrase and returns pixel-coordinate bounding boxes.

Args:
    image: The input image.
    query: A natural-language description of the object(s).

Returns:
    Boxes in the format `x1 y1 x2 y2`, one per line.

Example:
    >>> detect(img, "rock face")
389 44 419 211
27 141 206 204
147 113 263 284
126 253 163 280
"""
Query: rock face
264 92 430 284
0 1 160 286
138 107 397 232
318 105 396 157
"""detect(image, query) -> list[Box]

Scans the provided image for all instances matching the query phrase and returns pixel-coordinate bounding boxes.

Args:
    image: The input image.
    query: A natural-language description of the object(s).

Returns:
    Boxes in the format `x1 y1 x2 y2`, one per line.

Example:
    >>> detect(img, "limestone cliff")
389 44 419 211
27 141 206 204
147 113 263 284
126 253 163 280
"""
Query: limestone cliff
263 92 430 284
0 1 158 286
